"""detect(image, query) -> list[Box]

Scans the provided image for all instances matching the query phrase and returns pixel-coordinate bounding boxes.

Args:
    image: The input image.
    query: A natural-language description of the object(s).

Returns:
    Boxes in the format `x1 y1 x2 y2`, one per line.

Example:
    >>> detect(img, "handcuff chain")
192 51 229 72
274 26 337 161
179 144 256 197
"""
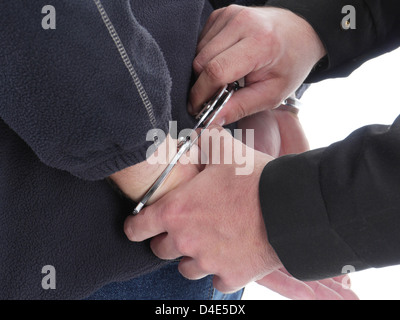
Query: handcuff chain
133 82 239 215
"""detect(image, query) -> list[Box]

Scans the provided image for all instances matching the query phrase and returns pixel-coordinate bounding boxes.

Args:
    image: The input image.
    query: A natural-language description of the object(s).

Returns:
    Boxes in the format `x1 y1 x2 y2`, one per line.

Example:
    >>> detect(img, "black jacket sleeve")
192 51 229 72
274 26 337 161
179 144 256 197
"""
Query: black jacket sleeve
266 0 400 82
260 117 400 281
210 0 269 9
258 1 400 280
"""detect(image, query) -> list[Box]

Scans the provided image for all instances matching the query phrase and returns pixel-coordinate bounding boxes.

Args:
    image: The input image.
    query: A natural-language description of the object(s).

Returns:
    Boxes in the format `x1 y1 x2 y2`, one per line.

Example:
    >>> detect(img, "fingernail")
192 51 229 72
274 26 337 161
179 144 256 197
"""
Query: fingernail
215 117 225 127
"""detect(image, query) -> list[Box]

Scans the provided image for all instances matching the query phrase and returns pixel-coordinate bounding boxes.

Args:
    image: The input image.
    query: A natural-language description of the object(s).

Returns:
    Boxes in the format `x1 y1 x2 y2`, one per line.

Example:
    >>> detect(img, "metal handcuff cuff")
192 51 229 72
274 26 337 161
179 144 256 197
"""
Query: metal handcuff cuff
132 82 301 215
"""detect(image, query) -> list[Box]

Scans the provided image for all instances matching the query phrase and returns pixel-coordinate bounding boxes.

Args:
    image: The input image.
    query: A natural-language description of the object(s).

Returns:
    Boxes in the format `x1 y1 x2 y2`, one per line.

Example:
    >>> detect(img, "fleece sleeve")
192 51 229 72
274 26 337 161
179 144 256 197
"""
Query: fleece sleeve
0 0 172 181
260 115 400 281
266 0 400 82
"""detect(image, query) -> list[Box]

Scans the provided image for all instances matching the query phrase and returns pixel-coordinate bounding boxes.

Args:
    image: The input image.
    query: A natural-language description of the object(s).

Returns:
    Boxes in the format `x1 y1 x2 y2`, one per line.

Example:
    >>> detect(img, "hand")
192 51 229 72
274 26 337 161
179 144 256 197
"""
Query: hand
238 108 310 157
189 5 326 125
122 126 359 299
124 126 282 293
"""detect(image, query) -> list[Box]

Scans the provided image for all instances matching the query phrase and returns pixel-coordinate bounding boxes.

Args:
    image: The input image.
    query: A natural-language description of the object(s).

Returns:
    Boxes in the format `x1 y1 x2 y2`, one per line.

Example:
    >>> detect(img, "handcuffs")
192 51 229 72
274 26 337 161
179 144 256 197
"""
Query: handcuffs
132 82 301 215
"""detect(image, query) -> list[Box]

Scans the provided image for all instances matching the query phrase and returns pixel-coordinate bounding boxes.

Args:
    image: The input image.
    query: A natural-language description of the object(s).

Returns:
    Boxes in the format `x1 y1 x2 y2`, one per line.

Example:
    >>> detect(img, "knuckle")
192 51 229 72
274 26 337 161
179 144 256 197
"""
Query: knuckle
205 59 225 82
235 100 248 120
233 7 252 25
209 7 222 22
223 4 240 18
192 57 204 75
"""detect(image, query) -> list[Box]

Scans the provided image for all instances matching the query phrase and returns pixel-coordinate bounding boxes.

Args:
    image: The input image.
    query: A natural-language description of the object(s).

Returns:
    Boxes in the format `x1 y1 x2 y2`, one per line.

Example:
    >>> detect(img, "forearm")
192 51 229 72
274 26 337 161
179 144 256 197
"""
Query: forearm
259 115 400 280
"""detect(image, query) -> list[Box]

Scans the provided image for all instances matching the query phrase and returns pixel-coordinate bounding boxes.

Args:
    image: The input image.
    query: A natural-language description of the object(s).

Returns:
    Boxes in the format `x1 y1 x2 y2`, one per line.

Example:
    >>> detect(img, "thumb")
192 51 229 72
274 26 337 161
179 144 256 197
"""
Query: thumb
124 201 166 242
216 80 287 125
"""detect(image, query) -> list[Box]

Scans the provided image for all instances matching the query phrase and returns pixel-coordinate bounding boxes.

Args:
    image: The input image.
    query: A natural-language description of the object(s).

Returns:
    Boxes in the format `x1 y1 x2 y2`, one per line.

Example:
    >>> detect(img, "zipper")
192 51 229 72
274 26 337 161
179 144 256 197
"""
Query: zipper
92 0 159 142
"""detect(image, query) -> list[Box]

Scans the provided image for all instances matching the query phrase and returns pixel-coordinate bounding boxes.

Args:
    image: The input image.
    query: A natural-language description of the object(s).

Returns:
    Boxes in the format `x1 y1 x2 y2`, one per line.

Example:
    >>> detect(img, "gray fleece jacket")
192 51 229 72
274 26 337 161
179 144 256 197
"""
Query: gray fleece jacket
0 0 267 299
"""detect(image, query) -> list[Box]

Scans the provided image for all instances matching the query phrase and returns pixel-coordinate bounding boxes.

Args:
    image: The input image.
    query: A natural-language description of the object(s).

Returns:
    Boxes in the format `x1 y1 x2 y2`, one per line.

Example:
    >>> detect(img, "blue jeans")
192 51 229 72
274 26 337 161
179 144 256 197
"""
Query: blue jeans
86 260 243 300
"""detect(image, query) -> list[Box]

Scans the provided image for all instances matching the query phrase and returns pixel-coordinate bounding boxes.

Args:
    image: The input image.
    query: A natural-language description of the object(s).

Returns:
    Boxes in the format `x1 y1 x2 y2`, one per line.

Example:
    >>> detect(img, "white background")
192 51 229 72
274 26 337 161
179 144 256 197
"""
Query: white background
243 47 400 300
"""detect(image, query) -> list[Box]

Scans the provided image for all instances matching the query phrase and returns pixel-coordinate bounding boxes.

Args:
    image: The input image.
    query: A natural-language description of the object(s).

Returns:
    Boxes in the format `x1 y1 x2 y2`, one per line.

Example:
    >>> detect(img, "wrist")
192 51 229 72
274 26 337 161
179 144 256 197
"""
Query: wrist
300 14 327 63
109 161 164 202
109 135 200 204
285 7 326 64
263 6 326 66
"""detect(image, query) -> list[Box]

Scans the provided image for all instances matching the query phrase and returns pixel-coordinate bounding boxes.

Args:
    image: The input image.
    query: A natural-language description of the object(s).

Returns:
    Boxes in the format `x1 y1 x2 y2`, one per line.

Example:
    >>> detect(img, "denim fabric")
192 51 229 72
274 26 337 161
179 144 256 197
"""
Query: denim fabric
86 260 244 300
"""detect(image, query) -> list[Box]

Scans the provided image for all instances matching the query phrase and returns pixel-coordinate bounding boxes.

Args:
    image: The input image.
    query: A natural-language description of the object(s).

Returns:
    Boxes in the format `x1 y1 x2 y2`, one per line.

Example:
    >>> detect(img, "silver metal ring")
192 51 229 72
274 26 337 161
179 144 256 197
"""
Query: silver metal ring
278 97 302 115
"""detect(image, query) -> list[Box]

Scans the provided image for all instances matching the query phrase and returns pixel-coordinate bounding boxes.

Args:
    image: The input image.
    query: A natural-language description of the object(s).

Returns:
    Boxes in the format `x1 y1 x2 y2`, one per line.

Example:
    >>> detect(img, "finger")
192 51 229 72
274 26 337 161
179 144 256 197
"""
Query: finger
237 109 281 156
124 204 166 242
214 79 287 125
278 268 346 300
178 257 210 281
256 270 316 300
305 281 345 300
194 21 241 76
197 5 242 53
190 38 261 115
333 275 352 288
197 9 225 53
319 278 359 300
273 108 310 155
150 233 182 260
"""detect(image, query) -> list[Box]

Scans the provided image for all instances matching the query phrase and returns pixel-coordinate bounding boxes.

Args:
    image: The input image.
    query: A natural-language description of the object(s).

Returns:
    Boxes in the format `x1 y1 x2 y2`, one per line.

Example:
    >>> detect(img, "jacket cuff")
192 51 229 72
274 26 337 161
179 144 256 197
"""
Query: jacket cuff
69 142 153 181
66 122 169 181
259 151 368 281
